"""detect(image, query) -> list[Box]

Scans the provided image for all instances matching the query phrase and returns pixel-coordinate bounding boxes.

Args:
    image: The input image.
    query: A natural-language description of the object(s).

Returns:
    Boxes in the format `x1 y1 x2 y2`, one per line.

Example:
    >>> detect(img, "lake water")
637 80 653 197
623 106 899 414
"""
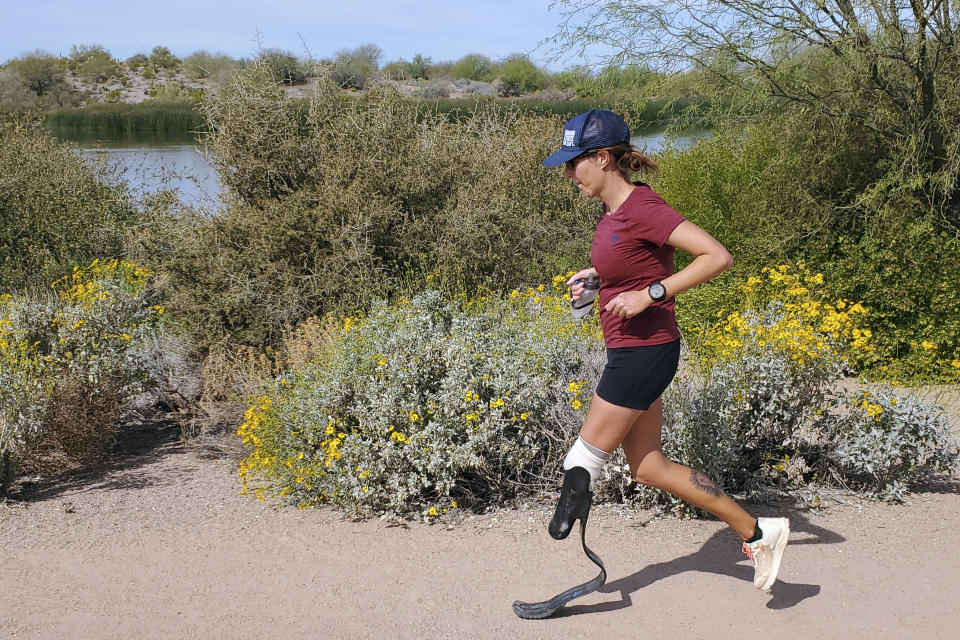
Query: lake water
72 129 707 211
74 141 223 210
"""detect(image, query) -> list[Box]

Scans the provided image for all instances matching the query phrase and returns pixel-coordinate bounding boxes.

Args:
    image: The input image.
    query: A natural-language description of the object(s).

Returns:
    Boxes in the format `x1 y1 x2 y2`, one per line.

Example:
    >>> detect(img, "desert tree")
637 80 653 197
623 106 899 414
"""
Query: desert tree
550 0 960 222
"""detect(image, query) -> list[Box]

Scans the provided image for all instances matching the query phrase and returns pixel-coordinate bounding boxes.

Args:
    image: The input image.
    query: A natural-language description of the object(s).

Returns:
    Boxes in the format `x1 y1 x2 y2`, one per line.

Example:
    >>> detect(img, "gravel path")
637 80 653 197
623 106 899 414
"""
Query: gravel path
2 412 959 640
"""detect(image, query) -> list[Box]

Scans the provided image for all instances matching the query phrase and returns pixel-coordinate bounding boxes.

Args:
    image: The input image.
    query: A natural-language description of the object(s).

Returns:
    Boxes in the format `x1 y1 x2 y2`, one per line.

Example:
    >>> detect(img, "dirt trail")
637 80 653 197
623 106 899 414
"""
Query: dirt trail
2 412 959 640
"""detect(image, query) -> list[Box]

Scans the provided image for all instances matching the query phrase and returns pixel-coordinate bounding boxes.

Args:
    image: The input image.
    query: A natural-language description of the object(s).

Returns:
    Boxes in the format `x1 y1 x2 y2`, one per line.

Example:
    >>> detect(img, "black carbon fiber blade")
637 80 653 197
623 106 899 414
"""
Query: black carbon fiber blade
512 515 606 619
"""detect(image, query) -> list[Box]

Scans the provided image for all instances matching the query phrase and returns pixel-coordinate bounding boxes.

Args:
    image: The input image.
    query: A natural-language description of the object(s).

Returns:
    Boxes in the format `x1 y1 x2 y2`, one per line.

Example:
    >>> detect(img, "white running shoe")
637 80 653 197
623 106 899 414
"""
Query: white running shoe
742 517 791 591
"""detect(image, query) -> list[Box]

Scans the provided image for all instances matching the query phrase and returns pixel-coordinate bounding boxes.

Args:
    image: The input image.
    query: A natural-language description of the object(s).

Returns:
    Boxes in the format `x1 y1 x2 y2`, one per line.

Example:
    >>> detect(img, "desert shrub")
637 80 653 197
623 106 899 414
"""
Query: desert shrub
182 51 241 83
414 78 451 99
237 282 604 517
125 53 149 69
257 49 307 85
0 121 135 291
5 51 65 96
630 266 959 514
236 270 959 518
410 54 431 80
0 259 164 492
69 44 120 83
152 66 594 349
148 46 181 71
828 387 959 500
493 55 548 95
148 82 203 104
330 44 382 89
381 60 413 81
451 54 495 81
0 69 39 107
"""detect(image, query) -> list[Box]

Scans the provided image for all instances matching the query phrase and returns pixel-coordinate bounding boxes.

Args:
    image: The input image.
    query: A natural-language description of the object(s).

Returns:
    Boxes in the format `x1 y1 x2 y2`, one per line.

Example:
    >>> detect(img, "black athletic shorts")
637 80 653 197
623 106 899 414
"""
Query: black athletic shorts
595 339 681 410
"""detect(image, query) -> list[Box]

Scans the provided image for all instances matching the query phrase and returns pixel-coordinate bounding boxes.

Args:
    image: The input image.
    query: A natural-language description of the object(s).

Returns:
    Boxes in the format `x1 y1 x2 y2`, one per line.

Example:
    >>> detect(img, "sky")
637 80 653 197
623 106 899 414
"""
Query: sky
2 0 597 69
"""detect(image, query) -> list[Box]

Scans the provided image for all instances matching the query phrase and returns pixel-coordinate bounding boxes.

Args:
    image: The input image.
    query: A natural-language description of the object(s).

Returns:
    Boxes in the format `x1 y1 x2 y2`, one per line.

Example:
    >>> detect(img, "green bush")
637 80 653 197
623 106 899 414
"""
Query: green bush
148 66 594 349
69 44 120 83
493 55 548 95
125 53 149 69
650 113 960 383
450 54 495 81
148 46 181 71
574 64 657 99
381 60 413 81
823 207 960 383
0 121 135 291
5 51 65 96
257 49 307 85
330 43 382 89
410 54 431 80
182 51 241 83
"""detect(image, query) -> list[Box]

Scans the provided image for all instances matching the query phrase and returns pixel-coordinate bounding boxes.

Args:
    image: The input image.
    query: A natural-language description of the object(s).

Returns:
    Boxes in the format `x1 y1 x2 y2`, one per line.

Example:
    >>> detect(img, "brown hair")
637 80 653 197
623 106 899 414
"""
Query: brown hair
598 143 657 176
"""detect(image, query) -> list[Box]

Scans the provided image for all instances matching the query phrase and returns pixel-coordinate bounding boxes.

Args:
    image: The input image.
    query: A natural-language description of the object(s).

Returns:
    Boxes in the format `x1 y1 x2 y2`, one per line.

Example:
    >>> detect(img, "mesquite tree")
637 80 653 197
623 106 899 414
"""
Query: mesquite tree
550 0 960 223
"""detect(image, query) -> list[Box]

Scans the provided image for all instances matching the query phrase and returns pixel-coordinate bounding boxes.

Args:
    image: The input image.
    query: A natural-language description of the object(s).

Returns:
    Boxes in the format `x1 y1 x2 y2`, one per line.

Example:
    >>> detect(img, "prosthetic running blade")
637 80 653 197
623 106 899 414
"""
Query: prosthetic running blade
512 514 607 619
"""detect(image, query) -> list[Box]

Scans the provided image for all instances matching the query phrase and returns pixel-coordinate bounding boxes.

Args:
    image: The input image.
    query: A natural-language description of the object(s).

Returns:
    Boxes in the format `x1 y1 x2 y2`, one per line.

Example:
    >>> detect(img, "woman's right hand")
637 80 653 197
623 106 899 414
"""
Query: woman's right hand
566 267 597 302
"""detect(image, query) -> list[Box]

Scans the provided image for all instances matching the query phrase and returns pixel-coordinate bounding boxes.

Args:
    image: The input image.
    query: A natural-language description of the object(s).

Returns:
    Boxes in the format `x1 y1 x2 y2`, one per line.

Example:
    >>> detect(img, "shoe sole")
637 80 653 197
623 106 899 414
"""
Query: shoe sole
759 518 790 591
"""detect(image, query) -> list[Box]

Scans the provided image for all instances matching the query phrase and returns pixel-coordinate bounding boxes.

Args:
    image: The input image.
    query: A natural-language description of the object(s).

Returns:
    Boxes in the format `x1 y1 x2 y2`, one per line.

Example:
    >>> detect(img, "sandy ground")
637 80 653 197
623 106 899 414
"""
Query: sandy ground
2 412 959 640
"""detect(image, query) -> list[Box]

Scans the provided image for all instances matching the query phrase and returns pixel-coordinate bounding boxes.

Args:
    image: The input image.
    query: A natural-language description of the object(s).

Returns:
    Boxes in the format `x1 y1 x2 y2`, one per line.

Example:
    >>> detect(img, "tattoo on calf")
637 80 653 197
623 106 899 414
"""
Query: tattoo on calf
690 470 724 497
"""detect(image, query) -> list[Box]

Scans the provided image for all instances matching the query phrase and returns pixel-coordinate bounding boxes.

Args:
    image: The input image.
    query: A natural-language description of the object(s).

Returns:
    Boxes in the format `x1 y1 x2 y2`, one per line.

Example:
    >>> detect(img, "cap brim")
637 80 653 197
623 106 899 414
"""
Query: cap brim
543 147 584 167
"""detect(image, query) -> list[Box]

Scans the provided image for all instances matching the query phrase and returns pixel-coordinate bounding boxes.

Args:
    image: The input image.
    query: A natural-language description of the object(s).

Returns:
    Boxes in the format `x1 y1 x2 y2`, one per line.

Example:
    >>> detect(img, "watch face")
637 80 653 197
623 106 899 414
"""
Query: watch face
649 282 666 300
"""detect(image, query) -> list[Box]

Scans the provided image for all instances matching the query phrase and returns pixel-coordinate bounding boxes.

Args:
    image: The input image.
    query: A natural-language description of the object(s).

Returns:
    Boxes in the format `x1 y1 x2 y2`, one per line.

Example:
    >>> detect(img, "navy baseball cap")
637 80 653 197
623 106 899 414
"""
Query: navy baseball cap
543 109 631 167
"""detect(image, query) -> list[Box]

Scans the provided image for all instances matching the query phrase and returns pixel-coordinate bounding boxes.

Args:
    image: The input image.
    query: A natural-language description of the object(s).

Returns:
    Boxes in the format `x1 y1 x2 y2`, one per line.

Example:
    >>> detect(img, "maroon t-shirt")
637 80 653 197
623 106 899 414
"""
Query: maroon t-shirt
590 184 685 348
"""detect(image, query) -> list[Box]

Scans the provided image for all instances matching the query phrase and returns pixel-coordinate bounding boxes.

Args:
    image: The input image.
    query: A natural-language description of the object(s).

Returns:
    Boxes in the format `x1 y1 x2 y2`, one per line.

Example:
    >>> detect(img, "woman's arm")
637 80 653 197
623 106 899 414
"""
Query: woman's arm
605 221 732 319
660 220 733 298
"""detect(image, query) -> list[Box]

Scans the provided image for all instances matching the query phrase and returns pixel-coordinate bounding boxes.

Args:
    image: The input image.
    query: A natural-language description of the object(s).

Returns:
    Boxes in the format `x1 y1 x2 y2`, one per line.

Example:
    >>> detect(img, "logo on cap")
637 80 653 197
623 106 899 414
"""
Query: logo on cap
562 129 576 146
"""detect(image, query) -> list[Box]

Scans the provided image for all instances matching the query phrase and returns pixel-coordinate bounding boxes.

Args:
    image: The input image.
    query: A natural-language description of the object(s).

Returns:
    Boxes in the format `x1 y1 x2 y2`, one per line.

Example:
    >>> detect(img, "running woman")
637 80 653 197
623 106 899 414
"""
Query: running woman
544 109 789 592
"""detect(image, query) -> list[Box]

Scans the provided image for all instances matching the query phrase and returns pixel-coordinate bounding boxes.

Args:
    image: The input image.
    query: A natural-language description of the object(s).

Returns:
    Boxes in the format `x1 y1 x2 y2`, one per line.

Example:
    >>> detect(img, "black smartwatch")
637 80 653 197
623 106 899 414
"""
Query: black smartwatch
647 281 667 302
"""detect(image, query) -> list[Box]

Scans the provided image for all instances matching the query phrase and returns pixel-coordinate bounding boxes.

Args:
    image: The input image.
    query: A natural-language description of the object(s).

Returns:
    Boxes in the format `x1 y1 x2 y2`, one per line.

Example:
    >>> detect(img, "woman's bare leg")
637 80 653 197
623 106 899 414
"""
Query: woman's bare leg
619 398 757 540
577 393 645 454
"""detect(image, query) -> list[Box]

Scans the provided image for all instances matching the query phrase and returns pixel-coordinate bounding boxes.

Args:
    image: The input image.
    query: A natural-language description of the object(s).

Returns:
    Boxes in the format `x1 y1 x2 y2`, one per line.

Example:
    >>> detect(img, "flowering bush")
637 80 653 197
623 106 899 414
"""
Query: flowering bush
631 265 959 512
0 259 162 492
238 266 959 518
238 282 604 518
828 388 959 501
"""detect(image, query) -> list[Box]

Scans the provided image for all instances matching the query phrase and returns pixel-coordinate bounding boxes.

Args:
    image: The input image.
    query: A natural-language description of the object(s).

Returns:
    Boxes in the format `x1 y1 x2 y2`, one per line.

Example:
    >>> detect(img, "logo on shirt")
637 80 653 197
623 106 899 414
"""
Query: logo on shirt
610 234 619 243
562 129 576 146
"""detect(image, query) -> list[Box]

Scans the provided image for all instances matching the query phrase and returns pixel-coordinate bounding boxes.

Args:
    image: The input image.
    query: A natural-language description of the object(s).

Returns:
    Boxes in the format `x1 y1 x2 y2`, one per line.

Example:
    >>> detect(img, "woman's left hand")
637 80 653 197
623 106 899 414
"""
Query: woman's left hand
605 290 652 319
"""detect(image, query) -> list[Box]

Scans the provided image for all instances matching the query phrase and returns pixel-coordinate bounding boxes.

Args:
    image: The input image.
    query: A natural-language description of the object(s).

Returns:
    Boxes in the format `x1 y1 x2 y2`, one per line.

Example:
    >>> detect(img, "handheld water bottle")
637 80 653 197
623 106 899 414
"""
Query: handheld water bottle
570 274 600 319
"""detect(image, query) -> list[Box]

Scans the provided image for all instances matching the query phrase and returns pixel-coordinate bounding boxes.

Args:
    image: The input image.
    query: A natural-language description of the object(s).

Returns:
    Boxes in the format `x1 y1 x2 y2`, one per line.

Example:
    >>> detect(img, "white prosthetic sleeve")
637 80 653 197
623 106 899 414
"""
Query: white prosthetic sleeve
563 437 612 489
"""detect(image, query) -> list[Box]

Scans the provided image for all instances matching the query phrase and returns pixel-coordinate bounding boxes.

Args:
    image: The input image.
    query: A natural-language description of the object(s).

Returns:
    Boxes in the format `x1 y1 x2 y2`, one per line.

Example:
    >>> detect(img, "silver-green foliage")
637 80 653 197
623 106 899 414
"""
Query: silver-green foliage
242 289 603 517
0 263 161 492
243 290 959 518
830 388 960 502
